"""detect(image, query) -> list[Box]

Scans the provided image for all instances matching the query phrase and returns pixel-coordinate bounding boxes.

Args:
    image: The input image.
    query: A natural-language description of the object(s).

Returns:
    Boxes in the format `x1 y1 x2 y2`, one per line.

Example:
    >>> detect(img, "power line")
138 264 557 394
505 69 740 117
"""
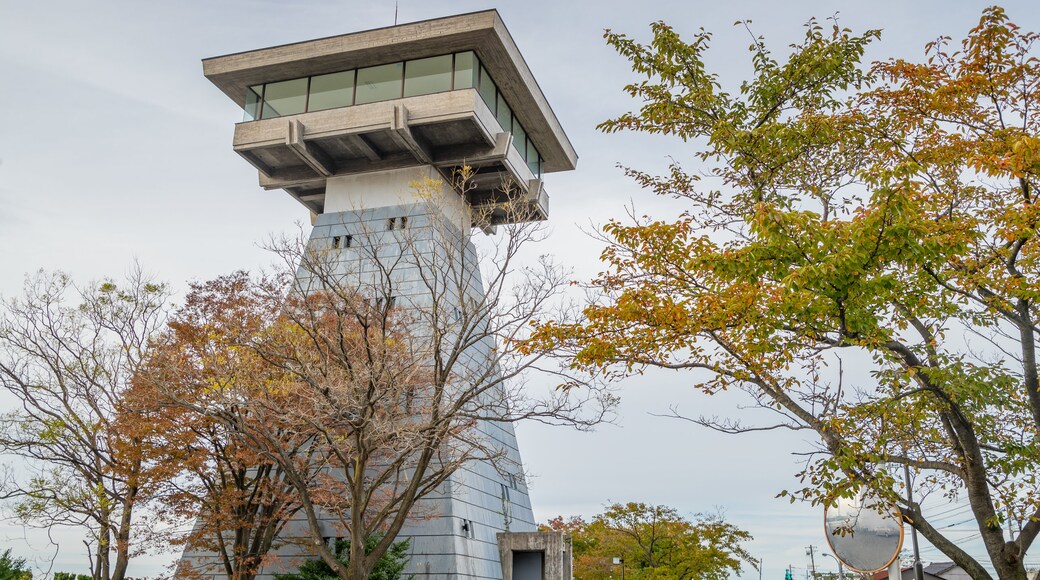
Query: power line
939 518 976 529
924 504 973 520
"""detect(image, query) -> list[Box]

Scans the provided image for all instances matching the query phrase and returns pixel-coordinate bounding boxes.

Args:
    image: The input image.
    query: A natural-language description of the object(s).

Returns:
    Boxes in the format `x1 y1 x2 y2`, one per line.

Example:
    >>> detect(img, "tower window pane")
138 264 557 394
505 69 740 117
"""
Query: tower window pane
404 55 452 97
356 62 404 104
496 93 511 132
244 85 263 121
309 71 355 111
453 51 478 90
512 120 527 161
260 78 308 119
527 142 539 175
478 66 497 112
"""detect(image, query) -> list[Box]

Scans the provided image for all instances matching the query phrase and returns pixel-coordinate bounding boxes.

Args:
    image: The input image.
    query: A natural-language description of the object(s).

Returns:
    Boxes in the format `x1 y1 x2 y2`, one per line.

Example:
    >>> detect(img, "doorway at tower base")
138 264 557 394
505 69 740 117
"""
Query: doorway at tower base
497 532 573 580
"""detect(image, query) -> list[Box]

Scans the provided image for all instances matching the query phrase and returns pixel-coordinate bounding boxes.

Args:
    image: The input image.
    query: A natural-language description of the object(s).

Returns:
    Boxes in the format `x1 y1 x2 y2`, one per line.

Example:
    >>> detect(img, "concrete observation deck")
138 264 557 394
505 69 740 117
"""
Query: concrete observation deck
203 10 577 227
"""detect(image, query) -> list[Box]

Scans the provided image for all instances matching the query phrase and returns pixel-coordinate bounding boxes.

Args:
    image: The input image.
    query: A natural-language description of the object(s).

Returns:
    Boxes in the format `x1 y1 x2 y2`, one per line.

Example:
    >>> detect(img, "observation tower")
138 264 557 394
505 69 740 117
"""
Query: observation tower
192 10 577 580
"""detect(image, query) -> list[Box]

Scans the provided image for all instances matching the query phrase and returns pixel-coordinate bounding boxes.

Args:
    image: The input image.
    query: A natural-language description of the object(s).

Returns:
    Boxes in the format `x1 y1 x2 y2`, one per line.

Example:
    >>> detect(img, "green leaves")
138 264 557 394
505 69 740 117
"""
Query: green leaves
0 548 31 580
527 7 1040 578
543 503 756 580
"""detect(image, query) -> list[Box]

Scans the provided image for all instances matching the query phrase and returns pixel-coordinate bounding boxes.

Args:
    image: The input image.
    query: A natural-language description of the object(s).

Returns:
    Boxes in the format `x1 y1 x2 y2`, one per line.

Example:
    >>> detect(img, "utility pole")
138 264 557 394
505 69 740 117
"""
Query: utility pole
806 545 818 579
903 464 924 580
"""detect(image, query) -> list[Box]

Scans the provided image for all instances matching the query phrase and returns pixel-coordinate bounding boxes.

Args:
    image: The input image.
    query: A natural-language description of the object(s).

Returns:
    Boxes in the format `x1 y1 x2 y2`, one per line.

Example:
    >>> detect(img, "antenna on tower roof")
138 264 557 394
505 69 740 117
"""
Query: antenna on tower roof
394 3 398 25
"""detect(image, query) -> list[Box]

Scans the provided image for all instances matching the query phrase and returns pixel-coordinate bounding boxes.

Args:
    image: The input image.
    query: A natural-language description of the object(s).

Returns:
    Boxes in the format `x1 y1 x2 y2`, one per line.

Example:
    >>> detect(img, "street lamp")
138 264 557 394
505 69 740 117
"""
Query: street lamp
612 557 625 580
820 553 845 580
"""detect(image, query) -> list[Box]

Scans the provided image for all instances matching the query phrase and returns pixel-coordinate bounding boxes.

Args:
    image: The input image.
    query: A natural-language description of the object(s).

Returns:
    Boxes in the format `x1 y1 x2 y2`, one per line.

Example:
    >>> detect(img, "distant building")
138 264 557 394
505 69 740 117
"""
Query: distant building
871 562 984 580
870 566 943 580
923 562 971 580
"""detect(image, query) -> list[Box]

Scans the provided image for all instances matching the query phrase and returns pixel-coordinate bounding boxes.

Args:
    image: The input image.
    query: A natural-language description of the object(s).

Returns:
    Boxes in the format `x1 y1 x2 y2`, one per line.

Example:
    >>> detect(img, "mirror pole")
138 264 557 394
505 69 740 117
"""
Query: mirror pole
903 464 924 580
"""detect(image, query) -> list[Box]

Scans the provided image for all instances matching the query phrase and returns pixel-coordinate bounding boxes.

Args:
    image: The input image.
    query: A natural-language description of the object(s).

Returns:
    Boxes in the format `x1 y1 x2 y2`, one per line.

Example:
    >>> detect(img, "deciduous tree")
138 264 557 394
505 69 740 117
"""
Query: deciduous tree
0 268 170 580
526 8 1040 579
542 503 755 580
271 536 409 580
134 272 305 580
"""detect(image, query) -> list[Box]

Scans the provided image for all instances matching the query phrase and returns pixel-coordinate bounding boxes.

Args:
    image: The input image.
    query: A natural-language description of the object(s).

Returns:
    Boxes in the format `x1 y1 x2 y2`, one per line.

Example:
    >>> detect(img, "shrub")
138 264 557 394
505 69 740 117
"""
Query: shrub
273 536 410 580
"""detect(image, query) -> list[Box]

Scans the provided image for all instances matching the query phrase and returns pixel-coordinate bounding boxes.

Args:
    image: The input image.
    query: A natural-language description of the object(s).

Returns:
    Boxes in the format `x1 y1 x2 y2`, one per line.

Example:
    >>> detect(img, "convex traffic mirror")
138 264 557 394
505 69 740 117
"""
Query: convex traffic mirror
824 488 904 573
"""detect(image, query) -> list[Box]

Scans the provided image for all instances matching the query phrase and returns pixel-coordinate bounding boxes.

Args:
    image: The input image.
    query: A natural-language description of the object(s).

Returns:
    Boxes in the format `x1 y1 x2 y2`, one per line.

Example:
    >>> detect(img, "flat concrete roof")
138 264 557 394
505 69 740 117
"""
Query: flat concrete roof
203 10 577 173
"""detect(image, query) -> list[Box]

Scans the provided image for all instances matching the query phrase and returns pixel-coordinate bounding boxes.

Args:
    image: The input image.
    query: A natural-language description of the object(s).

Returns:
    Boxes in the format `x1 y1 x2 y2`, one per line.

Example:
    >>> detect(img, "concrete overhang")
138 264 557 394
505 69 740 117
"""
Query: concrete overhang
232 89 549 226
203 9 577 173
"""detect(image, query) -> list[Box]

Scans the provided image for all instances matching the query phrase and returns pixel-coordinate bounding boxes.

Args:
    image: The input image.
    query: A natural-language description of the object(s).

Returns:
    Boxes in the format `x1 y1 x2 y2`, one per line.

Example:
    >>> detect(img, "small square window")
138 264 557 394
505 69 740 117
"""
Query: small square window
400 216 408 229
387 217 396 230
332 236 342 249
345 235 353 248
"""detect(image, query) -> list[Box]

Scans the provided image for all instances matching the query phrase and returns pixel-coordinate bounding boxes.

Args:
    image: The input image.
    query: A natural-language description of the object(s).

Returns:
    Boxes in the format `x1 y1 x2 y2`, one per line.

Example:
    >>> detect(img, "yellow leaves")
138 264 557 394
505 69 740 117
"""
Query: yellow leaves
970 133 1040 181
406 174 449 202
1009 135 1040 178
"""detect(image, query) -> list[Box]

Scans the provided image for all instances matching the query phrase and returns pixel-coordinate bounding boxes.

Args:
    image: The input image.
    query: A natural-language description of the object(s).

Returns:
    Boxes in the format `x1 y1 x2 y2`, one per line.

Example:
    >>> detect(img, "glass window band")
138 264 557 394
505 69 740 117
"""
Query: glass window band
242 51 543 177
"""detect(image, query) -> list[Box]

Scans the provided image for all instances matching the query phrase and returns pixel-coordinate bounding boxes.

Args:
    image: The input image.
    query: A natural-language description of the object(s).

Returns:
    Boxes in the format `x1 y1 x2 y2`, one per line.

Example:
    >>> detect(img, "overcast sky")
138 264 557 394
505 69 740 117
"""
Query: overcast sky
2 0 1040 578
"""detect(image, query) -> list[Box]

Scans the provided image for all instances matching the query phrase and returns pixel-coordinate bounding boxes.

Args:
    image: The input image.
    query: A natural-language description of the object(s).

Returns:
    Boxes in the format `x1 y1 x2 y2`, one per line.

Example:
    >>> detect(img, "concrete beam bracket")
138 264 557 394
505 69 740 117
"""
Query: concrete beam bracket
287 118 336 177
390 104 433 164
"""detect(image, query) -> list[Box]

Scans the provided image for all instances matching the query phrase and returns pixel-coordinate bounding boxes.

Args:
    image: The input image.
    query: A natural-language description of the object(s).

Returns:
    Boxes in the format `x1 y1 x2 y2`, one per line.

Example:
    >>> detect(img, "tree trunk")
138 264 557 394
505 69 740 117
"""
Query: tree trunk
110 501 134 580
111 489 136 580
97 520 111 580
350 547 369 580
